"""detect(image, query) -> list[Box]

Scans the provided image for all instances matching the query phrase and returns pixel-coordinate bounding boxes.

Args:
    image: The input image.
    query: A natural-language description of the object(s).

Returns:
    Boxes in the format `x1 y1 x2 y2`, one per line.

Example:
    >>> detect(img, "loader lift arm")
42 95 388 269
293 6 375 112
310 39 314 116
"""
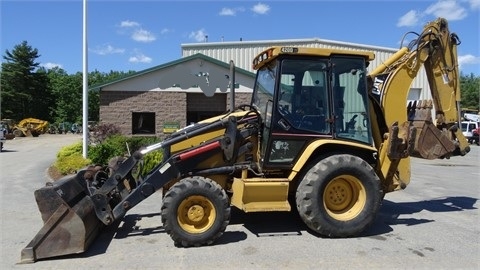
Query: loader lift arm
20 111 259 263
90 112 259 226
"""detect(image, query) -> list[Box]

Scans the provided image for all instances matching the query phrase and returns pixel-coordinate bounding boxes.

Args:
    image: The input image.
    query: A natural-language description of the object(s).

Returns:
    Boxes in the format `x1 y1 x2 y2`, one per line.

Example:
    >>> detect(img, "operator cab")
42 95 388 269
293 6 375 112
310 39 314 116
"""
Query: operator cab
251 47 375 168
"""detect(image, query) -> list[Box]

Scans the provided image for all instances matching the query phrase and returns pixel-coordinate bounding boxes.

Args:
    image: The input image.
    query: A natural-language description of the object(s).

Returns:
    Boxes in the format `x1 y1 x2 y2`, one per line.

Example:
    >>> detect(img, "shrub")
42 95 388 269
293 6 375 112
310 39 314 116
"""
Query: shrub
53 142 90 176
125 136 160 153
57 142 83 158
88 135 163 165
139 150 164 176
90 123 122 144
88 143 119 165
54 154 91 175
54 134 163 178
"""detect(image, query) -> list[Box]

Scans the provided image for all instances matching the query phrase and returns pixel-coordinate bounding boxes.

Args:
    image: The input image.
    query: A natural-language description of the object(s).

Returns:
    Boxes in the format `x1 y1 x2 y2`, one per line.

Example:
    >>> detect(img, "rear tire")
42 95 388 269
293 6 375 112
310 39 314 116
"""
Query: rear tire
161 176 230 247
296 154 383 237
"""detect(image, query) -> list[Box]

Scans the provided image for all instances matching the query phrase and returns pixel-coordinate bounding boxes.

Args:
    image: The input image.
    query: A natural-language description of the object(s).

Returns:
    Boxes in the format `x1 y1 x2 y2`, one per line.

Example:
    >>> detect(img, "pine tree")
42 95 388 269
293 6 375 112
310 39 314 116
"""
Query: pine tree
1 41 51 121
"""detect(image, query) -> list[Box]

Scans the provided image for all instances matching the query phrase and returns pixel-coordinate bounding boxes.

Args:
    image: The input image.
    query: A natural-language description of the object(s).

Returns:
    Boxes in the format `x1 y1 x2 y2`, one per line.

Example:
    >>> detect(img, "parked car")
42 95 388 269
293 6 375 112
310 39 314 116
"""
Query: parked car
0 123 7 152
71 123 82 134
57 122 72 134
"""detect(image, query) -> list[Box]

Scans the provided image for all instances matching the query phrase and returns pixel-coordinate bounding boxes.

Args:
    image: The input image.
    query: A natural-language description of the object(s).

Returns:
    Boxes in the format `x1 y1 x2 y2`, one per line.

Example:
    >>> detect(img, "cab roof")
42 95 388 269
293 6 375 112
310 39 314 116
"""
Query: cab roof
252 46 375 70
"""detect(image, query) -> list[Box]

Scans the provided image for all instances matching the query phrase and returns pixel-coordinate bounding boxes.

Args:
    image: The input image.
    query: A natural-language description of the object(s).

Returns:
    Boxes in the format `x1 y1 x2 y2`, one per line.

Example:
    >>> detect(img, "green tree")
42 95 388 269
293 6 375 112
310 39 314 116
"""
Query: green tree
47 67 82 123
87 70 107 122
460 73 480 111
1 41 51 121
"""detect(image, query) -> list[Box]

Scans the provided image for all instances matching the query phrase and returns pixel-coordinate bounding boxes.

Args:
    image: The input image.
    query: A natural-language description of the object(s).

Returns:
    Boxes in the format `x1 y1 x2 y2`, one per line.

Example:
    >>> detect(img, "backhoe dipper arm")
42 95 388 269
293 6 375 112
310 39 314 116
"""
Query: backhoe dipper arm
367 18 469 192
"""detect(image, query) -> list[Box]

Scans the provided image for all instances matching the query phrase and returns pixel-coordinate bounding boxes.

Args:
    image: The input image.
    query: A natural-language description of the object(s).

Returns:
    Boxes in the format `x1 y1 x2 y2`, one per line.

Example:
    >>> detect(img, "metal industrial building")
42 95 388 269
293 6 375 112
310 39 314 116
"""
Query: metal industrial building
98 38 429 137
181 38 429 100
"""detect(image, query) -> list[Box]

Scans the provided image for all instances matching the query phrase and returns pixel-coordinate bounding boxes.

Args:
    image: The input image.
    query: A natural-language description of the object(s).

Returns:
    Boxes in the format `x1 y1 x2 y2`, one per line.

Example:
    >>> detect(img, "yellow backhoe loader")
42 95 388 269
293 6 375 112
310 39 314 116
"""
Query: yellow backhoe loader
21 17 469 263
12 118 49 137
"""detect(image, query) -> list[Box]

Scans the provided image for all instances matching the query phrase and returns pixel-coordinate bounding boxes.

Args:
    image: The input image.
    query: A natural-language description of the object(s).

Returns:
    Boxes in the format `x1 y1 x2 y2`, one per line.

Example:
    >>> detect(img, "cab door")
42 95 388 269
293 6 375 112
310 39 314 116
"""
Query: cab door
262 58 332 168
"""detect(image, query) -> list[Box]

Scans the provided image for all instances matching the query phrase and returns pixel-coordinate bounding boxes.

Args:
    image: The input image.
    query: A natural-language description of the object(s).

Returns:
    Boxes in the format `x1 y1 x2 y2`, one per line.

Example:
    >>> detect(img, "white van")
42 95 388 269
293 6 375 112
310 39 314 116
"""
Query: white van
461 121 479 144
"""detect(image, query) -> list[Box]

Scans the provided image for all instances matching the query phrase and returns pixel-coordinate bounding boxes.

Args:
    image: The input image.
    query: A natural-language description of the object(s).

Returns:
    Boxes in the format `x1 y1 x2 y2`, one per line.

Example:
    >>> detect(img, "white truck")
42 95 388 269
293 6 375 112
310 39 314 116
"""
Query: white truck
463 113 480 122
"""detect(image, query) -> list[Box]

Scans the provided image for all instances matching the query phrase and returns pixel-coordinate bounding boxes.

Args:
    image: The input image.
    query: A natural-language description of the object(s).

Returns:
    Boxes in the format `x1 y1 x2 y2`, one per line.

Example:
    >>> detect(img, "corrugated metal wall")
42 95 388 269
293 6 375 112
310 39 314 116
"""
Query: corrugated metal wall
181 38 430 99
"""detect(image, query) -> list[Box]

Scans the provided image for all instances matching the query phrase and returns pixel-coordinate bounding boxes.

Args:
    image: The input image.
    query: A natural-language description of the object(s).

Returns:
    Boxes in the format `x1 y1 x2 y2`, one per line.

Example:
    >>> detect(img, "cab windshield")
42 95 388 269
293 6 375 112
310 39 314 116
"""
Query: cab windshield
252 62 277 118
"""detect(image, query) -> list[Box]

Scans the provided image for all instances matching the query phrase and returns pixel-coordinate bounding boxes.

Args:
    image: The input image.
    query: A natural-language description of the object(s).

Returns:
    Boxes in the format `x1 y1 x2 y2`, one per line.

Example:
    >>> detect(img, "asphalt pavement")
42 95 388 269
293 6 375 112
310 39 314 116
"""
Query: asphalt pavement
0 134 478 269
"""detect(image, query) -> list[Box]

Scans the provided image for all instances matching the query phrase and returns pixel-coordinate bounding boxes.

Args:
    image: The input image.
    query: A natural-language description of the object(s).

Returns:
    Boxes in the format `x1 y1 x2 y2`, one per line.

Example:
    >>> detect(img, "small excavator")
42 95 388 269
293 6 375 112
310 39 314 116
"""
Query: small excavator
21 17 469 263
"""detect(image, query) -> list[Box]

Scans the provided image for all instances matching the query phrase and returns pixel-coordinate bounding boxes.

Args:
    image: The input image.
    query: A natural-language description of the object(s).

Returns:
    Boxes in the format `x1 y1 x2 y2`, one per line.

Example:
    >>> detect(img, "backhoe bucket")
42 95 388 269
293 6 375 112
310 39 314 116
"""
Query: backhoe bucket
411 121 455 159
20 173 103 264
407 100 456 159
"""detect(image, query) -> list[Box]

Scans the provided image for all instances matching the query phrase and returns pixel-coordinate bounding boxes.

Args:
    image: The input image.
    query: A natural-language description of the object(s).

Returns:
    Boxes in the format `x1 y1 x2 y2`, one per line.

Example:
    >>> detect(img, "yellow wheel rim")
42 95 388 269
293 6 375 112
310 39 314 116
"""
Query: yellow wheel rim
323 175 366 221
177 195 216 234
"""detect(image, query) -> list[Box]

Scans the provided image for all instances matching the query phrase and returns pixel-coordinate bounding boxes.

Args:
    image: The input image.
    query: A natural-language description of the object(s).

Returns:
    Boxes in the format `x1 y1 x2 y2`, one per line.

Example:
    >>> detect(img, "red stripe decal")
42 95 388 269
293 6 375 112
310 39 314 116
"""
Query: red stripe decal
179 141 221 161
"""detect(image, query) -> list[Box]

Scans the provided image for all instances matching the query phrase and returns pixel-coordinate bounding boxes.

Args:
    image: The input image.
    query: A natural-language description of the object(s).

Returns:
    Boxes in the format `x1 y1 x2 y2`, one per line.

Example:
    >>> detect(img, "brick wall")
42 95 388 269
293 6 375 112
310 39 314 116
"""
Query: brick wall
100 90 253 137
100 91 186 136
228 92 252 109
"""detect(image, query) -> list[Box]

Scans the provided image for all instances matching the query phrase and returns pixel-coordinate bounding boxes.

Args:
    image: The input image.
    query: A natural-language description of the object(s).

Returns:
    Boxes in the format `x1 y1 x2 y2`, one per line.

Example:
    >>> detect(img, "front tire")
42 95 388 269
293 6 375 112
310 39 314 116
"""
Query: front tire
161 176 230 247
296 154 383 237
13 129 23 137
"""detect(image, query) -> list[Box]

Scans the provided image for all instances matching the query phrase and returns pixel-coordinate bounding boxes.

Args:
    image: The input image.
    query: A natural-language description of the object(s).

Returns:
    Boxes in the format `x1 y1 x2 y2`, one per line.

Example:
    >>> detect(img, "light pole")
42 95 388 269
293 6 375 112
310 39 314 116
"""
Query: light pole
82 0 89 158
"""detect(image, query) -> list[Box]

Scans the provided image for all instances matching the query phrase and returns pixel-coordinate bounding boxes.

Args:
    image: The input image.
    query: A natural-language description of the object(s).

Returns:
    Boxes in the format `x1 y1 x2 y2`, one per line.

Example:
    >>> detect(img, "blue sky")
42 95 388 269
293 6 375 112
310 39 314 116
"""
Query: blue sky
1 0 479 75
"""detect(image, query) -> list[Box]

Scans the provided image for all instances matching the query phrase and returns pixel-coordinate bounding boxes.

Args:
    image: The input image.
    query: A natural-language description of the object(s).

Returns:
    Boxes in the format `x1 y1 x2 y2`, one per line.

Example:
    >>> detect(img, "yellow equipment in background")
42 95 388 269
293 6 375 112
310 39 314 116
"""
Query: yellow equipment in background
12 118 49 137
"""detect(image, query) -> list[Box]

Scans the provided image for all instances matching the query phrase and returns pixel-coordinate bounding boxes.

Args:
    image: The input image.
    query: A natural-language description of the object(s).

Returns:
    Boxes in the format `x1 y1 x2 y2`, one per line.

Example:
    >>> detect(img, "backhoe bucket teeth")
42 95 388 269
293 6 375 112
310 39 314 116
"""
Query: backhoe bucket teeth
20 174 103 264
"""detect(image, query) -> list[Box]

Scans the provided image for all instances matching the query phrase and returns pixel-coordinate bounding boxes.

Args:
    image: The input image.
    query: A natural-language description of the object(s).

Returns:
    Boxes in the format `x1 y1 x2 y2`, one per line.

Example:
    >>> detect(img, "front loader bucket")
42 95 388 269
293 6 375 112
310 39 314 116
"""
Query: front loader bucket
20 173 103 264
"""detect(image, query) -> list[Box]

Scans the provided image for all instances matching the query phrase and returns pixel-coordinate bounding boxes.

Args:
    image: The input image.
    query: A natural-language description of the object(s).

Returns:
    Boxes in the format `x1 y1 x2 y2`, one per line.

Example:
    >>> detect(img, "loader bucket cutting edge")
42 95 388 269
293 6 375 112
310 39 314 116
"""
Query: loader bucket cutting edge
20 174 103 264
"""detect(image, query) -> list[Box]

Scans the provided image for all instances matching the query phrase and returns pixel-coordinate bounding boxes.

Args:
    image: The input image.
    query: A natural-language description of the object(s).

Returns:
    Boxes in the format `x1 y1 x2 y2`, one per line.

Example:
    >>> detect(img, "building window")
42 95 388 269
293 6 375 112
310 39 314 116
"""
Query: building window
132 112 155 135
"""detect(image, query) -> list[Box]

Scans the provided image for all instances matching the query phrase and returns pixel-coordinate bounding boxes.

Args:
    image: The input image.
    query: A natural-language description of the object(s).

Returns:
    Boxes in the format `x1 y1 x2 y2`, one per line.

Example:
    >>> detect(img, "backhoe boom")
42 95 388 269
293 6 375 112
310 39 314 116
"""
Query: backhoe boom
368 17 469 192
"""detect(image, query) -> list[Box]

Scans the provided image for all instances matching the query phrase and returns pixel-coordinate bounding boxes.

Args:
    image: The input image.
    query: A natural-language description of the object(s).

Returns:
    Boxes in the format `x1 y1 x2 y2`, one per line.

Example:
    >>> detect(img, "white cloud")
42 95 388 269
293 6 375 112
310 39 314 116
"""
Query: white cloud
118 20 157 42
160 28 171 35
397 10 420 27
189 29 208 42
458 54 480 69
132 29 156 42
219 7 245 16
90 44 125 55
397 0 473 27
425 0 467 21
251 3 270 15
120 20 140 28
129 51 152 63
469 0 480 9
220 8 235 16
41 62 62 69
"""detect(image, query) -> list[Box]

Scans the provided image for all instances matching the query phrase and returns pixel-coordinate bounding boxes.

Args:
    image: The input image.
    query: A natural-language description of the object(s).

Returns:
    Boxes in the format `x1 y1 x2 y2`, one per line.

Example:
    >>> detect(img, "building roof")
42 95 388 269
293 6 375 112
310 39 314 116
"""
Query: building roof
90 53 256 91
182 37 398 53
